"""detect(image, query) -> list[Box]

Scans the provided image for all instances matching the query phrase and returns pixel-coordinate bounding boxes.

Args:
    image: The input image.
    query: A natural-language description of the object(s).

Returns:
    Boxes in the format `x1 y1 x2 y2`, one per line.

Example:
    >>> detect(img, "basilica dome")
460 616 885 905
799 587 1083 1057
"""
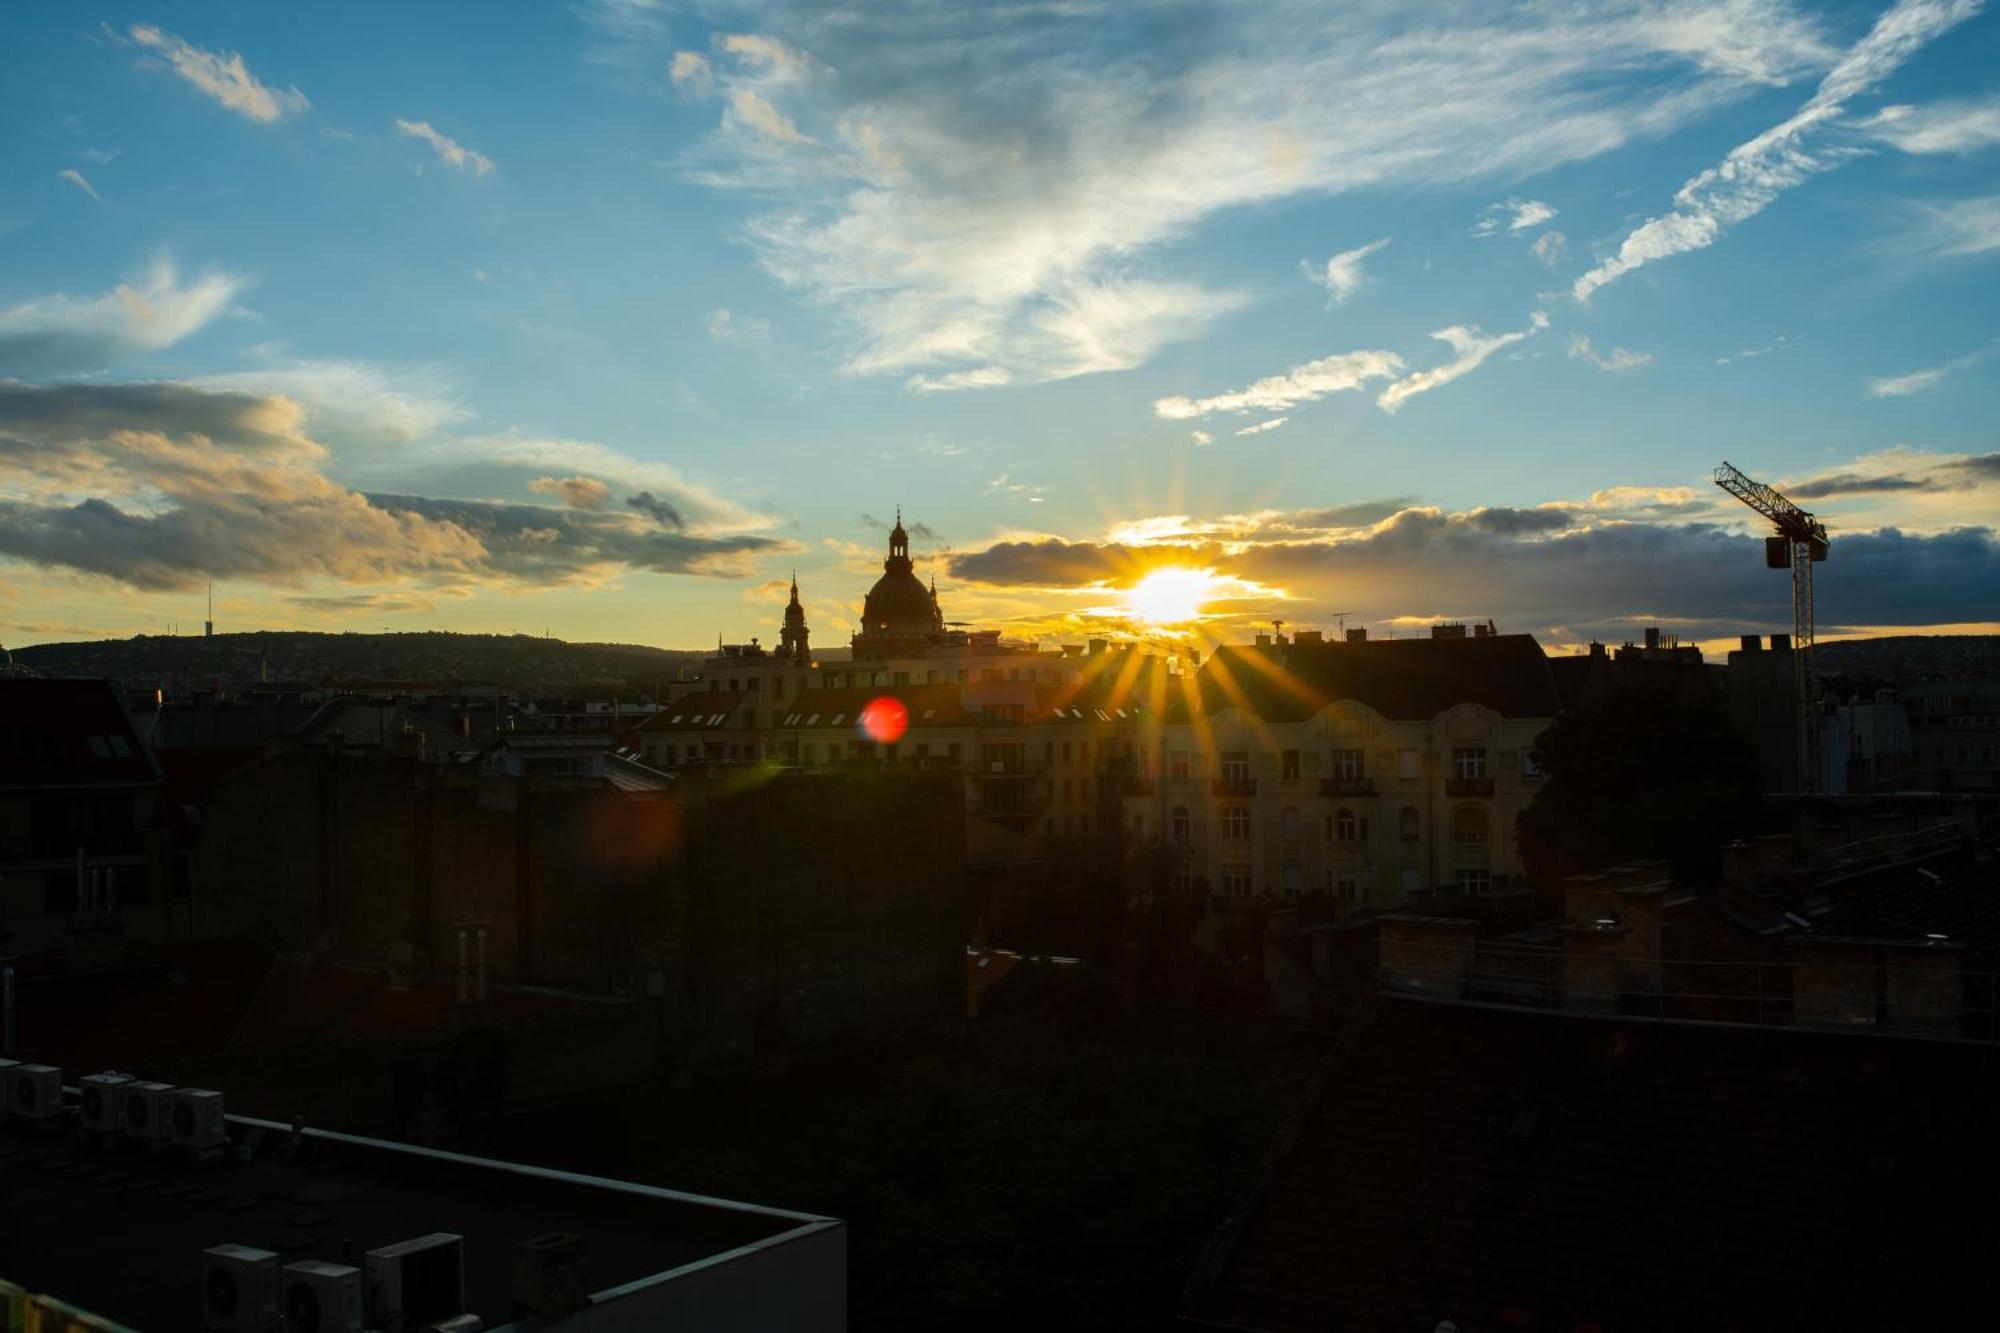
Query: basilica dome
855 513 944 650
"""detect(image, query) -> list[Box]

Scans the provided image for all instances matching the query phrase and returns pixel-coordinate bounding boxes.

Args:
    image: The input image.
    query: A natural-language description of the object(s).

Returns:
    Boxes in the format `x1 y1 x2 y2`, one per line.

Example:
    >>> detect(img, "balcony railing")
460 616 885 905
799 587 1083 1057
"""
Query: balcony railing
1320 777 1375 797
1125 778 1157 796
1445 776 1494 798
1212 776 1258 797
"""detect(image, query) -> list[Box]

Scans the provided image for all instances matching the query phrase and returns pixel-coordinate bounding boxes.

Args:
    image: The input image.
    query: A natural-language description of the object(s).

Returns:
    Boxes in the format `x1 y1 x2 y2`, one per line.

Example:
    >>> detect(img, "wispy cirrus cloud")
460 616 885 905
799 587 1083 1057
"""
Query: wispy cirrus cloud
1568 334 1653 371
57 169 104 205
1154 349 1403 421
1471 198 1557 235
395 119 495 176
1378 311 1550 412
1856 94 2000 153
127 23 308 123
1574 0 1982 302
1236 416 1288 437
657 2 1838 387
1866 343 1994 396
1908 193 2000 258
1303 238 1389 305
0 258 244 374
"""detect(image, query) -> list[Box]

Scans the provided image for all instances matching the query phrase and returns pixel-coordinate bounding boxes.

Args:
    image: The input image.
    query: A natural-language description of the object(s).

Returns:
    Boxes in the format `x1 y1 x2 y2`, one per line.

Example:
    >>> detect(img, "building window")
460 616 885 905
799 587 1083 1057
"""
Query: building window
1337 878 1358 903
1451 805 1489 845
1330 748 1365 781
1171 806 1191 845
1221 865 1253 897
1399 806 1420 841
1170 751 1190 781
1398 748 1420 780
894 671 909 685
1335 808 1358 842
1221 752 1251 783
1281 807 1303 867
1220 805 1251 841
1521 748 1544 779
1281 750 1301 781
1453 747 1488 780
1456 868 1493 895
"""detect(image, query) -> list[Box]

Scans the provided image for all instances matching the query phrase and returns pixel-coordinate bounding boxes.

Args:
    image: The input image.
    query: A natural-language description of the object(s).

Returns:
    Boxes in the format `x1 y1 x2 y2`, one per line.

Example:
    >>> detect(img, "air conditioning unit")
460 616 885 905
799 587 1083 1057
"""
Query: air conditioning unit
0 1058 18 1123
281 1261 361 1333
121 1081 175 1142
79 1071 134 1134
203 1244 280 1333
512 1232 585 1319
364 1234 464 1333
171 1087 228 1150
8 1063 62 1123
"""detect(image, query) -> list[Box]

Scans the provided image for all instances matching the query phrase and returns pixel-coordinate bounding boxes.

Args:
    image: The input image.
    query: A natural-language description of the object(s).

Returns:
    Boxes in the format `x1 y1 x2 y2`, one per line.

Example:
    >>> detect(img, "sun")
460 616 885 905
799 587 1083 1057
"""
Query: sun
1123 566 1219 626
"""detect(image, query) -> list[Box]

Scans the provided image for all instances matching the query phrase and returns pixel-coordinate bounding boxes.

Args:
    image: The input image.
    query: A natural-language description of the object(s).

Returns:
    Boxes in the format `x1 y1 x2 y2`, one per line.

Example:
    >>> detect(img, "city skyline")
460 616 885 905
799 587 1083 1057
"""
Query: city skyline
3 1 1998 655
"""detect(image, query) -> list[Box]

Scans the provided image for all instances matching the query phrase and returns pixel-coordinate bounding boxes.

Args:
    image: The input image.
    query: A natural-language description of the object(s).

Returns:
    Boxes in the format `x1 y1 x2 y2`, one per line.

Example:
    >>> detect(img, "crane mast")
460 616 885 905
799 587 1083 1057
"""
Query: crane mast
1713 461 1828 793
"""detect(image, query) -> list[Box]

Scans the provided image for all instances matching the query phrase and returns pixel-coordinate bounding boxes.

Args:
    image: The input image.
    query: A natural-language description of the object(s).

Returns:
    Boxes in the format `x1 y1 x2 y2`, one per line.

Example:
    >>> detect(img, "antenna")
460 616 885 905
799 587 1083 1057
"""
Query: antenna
204 582 214 640
1325 609 1357 635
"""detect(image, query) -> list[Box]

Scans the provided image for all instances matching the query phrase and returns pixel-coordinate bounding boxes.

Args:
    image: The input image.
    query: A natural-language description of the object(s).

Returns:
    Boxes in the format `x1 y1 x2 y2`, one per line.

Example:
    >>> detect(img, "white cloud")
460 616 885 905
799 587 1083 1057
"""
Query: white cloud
1378 311 1550 413
674 2 1838 387
0 258 244 373
193 358 469 446
1191 430 1213 447
706 307 771 342
1910 193 2000 257
128 23 307 123
1856 95 2000 154
1472 198 1558 235
1303 238 1389 305
1237 416 1289 436
58 169 103 205
907 366 1011 394
727 88 811 145
394 119 495 176
1866 343 1992 396
1568 334 1653 371
1154 349 1403 420
1531 230 1568 266
1574 0 1982 301
670 50 714 97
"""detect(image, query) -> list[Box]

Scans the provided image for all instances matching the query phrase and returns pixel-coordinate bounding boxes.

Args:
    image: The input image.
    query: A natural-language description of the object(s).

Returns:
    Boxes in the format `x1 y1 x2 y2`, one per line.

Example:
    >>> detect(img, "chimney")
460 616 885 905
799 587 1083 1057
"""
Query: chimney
1088 638 1108 656
1770 633 1791 652
1346 627 1367 643
1377 915 1478 997
1254 633 1272 648
1739 634 1760 653
1294 630 1323 646
1560 919 1634 1012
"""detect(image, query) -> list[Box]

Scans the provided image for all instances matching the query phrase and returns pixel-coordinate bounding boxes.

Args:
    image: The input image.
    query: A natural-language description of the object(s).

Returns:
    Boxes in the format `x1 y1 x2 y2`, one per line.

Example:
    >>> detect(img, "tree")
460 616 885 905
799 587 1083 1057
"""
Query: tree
1517 687 1761 887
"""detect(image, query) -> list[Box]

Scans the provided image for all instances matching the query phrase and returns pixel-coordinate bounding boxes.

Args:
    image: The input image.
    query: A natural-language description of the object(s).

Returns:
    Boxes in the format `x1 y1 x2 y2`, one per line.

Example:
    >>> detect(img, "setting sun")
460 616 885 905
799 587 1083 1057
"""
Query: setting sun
1123 566 1220 625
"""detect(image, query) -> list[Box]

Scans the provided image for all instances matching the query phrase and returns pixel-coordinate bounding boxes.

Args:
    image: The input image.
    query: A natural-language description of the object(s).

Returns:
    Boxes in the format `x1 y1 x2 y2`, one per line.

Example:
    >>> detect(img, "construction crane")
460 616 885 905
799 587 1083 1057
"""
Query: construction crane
1713 460 1829 792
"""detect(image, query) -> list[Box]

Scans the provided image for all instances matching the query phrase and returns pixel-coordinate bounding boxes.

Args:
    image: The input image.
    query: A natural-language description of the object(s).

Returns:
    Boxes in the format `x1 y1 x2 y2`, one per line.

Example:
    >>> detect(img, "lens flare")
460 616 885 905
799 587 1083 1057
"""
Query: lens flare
858 695 909 744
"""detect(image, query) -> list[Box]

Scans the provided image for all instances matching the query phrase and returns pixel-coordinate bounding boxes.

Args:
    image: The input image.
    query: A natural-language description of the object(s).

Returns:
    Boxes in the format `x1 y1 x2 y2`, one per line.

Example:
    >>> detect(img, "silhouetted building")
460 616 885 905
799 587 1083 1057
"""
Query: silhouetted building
1125 628 1560 911
0 679 176 965
1903 678 2000 791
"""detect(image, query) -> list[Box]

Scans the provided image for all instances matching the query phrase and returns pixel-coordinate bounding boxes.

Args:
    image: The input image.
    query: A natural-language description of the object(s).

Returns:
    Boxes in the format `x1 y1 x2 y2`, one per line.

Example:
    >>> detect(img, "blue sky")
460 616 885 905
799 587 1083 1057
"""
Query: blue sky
1 1 1996 652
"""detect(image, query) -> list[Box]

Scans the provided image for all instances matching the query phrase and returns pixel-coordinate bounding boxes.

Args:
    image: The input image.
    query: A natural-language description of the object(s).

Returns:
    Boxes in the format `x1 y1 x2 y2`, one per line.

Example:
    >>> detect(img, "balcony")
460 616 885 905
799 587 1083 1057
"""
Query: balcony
1320 777 1376 797
1212 776 1258 797
1124 777 1157 797
1445 776 1494 798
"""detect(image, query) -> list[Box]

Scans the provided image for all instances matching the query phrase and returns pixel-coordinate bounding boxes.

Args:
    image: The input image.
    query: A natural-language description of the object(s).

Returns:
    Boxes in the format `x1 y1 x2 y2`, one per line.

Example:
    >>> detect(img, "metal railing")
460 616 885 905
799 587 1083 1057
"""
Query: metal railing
1382 939 1998 1043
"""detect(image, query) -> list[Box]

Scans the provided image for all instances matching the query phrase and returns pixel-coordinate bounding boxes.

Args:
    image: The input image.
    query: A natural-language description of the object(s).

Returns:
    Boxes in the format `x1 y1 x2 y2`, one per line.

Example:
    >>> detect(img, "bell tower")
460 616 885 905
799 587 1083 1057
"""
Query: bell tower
780 572 810 664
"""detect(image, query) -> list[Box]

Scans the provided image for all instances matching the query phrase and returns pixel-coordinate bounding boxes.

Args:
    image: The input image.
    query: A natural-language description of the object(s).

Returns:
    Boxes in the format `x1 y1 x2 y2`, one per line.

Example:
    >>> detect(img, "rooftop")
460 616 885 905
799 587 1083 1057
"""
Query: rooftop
0 678 158 790
1186 633 1560 724
0 1098 839 1330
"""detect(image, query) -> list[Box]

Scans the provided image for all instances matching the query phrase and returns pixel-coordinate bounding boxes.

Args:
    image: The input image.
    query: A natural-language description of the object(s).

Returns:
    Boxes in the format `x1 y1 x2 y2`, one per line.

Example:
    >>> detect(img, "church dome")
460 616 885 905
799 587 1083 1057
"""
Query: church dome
855 509 944 648
862 567 937 637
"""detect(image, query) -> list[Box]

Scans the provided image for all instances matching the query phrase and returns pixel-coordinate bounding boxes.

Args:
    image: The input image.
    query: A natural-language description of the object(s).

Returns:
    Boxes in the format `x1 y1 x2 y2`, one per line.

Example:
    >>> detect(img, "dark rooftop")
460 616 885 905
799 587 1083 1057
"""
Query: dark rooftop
1186 995 2000 1332
1189 634 1560 723
0 1104 835 1329
0 678 158 789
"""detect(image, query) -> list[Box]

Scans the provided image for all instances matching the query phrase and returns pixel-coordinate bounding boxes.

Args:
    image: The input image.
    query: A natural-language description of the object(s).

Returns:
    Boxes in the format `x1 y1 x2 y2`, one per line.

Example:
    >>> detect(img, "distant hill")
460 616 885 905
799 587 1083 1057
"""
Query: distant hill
7 630 714 695
1812 634 2000 681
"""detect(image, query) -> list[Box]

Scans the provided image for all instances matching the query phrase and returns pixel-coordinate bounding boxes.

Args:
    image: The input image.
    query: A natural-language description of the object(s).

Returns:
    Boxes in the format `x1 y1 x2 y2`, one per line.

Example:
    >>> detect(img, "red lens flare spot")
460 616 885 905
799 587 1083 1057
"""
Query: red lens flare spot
858 696 909 745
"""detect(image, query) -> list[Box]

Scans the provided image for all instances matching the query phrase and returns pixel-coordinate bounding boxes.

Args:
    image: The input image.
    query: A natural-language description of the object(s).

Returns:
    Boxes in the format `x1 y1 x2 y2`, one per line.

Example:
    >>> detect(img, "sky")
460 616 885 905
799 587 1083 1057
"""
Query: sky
1 0 1996 656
